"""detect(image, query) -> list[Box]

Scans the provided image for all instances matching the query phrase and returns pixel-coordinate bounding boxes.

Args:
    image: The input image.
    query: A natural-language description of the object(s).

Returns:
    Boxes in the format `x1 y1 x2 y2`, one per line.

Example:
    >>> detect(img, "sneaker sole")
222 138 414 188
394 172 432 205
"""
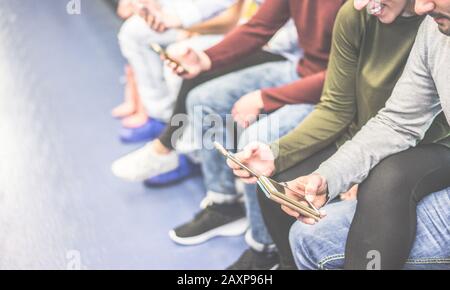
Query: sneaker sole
169 218 249 246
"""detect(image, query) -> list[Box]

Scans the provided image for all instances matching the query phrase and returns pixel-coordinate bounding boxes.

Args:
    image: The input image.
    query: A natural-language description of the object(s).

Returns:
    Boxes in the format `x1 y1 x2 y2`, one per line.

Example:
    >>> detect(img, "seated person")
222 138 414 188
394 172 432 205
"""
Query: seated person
284 0 450 270
168 0 344 272
111 0 305 180
113 0 244 139
227 0 450 269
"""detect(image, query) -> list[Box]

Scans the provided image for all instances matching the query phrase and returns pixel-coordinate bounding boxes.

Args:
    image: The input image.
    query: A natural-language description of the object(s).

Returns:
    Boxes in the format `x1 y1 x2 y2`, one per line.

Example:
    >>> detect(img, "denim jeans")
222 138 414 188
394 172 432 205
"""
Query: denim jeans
186 60 314 248
289 188 450 270
118 15 223 122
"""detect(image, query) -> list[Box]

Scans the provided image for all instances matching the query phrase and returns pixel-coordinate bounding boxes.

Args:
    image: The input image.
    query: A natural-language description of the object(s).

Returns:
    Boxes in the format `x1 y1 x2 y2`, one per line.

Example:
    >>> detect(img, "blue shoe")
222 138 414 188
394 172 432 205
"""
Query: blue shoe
119 119 166 144
144 155 200 186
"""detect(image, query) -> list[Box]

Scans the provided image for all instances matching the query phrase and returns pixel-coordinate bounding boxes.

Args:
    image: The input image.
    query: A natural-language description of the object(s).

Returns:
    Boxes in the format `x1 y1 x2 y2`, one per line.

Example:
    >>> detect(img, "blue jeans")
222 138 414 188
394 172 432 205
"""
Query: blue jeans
186 60 314 248
289 189 450 270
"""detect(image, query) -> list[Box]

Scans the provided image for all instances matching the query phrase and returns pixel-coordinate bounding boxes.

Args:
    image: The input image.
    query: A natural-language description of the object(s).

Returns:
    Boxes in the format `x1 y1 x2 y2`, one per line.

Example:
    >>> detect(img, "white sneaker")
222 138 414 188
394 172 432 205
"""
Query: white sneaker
111 142 179 182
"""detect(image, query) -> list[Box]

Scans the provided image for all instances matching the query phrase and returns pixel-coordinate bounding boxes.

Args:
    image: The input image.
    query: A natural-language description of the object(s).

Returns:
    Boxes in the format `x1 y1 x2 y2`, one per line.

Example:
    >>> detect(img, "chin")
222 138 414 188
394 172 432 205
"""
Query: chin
378 14 396 24
438 25 450 36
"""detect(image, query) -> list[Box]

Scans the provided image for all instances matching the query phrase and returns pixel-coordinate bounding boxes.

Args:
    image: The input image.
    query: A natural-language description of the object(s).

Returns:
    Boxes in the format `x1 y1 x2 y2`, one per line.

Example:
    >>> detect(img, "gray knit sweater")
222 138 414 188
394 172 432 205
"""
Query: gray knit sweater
316 16 450 200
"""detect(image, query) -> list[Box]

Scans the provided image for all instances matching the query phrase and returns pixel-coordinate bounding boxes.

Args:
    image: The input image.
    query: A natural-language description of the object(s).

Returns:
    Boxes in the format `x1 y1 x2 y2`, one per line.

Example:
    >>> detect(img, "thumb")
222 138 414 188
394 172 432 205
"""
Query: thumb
305 175 323 202
241 143 260 160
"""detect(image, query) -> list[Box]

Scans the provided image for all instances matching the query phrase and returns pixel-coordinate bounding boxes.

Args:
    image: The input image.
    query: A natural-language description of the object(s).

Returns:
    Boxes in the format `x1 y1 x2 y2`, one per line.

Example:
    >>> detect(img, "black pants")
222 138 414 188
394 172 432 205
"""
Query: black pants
158 50 285 150
258 143 450 269
345 144 450 270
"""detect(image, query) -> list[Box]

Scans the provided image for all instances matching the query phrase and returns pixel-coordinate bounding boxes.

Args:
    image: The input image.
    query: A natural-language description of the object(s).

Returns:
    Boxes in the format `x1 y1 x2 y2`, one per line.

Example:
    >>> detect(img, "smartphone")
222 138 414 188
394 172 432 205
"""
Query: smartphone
257 176 321 221
213 142 321 221
149 43 187 73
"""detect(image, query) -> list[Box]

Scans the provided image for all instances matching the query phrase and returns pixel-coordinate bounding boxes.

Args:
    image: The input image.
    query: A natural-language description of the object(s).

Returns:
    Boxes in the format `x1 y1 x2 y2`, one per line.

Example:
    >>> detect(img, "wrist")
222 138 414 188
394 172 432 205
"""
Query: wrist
197 50 212 72
255 91 264 110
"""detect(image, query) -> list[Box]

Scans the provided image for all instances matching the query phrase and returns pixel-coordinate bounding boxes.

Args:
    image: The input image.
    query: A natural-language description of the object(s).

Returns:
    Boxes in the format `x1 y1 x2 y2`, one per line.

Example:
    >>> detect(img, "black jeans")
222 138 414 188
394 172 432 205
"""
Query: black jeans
258 143 450 269
158 50 285 150
345 144 450 269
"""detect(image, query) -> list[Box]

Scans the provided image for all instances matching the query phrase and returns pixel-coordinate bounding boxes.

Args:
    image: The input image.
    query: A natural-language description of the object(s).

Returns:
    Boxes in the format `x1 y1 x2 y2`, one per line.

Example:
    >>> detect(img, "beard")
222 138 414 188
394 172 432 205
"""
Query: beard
429 12 450 36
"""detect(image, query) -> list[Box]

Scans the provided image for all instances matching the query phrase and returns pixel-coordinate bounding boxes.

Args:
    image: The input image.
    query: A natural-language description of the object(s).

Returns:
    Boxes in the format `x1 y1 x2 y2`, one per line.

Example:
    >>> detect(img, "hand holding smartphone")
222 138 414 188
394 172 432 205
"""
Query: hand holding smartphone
149 43 188 74
214 142 322 221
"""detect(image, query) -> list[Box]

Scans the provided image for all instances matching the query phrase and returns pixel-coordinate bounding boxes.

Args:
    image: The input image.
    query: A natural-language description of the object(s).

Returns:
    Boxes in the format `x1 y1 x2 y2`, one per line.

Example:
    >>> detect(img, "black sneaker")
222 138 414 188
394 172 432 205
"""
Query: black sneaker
169 203 248 245
227 248 280 270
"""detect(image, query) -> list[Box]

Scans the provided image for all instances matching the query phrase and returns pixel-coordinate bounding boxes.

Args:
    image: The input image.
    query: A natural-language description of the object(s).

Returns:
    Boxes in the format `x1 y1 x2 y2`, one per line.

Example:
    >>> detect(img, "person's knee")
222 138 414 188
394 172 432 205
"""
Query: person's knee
186 86 213 115
359 153 412 203
118 15 153 49
289 222 322 270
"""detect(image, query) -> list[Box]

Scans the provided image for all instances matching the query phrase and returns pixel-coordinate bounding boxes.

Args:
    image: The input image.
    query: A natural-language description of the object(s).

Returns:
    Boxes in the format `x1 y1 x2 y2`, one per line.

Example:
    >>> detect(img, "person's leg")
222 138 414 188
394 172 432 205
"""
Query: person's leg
404 188 450 270
111 65 138 118
289 188 450 270
290 200 357 270
118 15 181 123
227 104 315 269
169 60 299 245
344 144 450 269
257 144 338 268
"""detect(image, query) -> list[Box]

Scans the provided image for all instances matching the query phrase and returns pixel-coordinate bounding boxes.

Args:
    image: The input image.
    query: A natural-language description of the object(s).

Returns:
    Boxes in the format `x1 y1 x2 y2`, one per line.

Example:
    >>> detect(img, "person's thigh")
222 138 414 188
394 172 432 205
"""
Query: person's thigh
289 200 357 270
405 188 450 270
186 60 296 118
290 189 450 270
118 15 179 49
345 144 450 269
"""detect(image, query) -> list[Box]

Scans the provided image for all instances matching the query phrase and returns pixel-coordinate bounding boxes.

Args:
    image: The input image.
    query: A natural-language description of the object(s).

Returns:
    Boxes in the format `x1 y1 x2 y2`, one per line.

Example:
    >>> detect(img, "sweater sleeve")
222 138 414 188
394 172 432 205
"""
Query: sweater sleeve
204 0 290 70
316 18 443 200
270 2 361 173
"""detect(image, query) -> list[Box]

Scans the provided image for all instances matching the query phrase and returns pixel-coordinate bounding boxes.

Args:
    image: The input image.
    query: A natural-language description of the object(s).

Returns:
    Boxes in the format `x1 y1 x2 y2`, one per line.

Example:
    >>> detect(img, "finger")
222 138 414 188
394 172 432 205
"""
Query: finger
281 205 300 218
241 177 258 184
319 209 327 218
241 143 259 160
298 216 316 225
226 159 241 170
176 66 185 75
305 178 322 202
233 169 252 178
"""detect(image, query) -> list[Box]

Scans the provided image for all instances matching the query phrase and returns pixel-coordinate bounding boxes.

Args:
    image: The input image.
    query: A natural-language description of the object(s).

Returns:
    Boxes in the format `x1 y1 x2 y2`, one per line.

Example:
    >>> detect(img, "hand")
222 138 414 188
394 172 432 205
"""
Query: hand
232 91 264 128
281 174 328 225
117 0 137 19
226 142 276 184
340 185 358 201
165 46 211 79
137 0 182 32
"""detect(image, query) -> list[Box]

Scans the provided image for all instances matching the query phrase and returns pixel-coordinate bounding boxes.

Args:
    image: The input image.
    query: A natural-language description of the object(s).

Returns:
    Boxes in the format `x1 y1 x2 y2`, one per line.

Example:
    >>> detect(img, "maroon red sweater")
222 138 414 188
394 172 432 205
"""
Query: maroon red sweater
205 0 345 111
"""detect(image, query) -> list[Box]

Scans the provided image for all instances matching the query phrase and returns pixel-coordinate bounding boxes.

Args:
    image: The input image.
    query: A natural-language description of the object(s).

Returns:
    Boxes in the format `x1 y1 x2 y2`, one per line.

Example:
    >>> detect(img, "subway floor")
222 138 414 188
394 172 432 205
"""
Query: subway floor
0 0 246 270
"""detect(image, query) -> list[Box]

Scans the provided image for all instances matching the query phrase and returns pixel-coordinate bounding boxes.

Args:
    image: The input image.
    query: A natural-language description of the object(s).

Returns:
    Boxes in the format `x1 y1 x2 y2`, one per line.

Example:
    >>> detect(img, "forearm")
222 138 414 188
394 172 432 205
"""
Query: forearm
261 71 326 112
